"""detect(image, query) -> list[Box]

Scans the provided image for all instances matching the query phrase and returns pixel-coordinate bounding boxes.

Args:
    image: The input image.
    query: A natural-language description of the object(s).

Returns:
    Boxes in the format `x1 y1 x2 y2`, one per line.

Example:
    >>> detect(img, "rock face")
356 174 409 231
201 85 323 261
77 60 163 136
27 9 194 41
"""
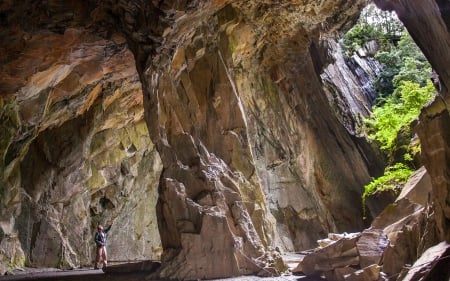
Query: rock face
119 1 384 278
4 0 441 279
321 40 383 135
375 0 450 244
0 15 162 272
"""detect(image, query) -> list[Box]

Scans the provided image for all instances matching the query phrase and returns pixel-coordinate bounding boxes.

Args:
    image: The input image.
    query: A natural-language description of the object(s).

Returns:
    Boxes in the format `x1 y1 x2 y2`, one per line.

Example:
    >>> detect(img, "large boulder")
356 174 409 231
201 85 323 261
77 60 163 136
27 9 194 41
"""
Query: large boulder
297 166 436 281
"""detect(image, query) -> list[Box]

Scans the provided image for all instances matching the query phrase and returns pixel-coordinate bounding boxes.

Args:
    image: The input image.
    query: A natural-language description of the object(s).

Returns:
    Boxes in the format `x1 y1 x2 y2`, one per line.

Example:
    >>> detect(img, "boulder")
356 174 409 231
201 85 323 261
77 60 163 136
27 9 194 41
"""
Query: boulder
344 264 384 281
400 241 450 281
356 229 388 268
298 233 360 276
395 166 431 206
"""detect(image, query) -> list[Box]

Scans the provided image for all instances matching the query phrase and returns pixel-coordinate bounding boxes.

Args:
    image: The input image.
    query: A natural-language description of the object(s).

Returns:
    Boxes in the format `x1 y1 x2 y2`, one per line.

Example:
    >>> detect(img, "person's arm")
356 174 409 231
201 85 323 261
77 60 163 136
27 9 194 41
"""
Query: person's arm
104 224 112 233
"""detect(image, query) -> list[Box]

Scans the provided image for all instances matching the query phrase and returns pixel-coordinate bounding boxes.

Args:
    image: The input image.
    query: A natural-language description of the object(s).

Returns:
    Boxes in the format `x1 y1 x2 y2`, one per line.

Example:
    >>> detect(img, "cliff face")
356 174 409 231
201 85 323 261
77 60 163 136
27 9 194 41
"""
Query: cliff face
0 5 162 271
108 1 383 278
0 0 417 279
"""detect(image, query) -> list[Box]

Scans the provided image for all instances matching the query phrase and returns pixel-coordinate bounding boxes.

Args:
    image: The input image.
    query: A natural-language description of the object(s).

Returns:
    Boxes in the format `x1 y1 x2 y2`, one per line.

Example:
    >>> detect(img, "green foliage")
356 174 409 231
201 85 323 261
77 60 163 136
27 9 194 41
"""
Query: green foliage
363 163 413 196
342 4 403 55
343 4 436 216
362 163 413 213
342 23 382 54
375 33 432 97
365 81 435 151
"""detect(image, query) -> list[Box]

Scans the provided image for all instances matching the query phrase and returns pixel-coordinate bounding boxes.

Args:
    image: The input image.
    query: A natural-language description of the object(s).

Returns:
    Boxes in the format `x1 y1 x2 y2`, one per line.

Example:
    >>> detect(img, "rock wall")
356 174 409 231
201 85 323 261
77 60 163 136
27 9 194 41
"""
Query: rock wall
375 0 450 243
109 1 384 278
0 14 162 272
0 0 392 279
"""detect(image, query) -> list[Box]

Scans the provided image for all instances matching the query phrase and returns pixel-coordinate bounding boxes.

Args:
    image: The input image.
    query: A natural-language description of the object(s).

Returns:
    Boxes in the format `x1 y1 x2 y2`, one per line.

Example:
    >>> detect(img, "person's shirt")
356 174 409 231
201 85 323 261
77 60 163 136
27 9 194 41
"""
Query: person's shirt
94 225 112 247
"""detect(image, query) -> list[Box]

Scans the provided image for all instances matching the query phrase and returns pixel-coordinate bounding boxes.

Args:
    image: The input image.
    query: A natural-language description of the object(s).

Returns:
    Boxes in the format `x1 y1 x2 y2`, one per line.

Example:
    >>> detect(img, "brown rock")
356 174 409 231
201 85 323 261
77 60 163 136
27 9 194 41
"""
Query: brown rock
299 233 361 275
399 241 450 281
0 25 162 271
356 229 388 268
344 264 383 281
395 166 431 206
324 267 358 281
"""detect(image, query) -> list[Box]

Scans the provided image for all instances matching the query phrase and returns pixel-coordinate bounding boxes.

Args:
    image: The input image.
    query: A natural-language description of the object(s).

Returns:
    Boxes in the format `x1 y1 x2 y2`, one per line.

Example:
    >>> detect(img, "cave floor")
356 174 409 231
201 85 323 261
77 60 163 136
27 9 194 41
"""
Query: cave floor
0 269 147 281
0 269 322 281
0 254 322 281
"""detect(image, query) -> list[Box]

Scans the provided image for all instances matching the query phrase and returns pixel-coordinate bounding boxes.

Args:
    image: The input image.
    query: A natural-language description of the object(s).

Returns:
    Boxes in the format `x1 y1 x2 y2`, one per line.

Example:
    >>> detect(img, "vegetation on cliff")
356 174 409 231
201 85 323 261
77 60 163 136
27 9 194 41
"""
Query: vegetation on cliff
342 4 435 202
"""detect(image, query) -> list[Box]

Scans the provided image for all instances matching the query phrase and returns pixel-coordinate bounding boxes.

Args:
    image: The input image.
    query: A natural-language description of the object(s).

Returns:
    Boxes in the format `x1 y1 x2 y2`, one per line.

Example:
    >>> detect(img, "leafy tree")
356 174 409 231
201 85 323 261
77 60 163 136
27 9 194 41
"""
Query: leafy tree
375 33 431 98
342 23 382 54
342 4 403 54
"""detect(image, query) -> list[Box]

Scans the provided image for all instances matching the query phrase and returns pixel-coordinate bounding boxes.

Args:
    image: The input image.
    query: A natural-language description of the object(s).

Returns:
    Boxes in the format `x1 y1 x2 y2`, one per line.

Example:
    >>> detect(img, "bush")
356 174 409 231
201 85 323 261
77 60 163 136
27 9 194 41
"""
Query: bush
363 163 413 196
365 81 435 152
342 23 382 54
362 163 413 217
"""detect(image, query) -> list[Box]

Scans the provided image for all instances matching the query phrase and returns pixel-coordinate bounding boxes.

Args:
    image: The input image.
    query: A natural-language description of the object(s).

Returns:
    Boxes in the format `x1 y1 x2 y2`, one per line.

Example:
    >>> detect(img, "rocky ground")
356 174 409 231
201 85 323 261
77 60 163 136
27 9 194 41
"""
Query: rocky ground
0 254 321 281
1 268 321 281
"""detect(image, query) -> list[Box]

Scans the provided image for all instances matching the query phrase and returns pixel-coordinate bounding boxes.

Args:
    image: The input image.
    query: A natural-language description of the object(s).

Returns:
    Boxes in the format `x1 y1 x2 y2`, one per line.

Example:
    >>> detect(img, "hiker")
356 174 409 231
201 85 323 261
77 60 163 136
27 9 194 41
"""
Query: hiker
94 223 112 269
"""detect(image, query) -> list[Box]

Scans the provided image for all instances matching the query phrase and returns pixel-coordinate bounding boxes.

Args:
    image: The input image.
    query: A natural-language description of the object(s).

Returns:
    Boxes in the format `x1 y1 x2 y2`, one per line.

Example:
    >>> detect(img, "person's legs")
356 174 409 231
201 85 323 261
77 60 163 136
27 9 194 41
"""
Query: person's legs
95 247 102 269
101 246 108 268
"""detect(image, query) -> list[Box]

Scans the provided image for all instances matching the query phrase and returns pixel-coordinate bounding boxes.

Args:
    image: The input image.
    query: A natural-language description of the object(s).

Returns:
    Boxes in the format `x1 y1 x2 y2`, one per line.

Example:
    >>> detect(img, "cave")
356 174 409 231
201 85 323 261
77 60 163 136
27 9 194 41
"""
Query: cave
0 0 449 280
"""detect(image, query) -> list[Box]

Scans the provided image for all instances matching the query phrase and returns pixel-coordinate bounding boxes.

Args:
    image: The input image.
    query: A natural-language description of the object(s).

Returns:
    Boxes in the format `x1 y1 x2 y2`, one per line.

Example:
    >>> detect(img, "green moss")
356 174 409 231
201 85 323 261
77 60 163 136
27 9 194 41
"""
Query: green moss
229 34 237 54
13 253 25 269
362 163 413 217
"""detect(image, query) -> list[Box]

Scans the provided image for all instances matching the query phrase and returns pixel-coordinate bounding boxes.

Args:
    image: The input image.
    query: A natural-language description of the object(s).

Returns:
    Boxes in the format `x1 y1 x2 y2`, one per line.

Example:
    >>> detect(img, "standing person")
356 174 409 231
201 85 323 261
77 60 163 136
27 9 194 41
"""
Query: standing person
94 223 112 269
